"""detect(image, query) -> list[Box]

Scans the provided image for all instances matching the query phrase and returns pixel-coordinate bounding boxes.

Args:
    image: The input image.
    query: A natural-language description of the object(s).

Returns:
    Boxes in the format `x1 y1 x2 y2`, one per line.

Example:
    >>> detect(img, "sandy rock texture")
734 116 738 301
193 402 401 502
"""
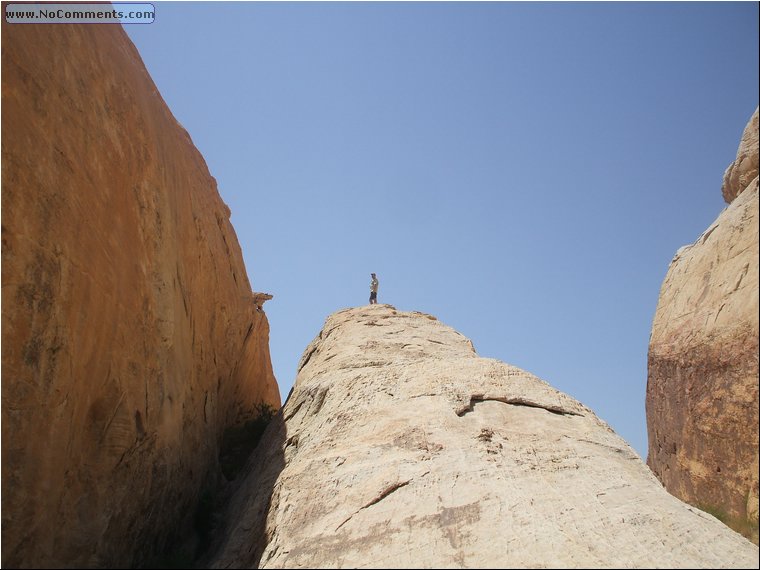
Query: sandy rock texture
1 21 280 568
211 306 758 569
647 109 759 542
722 108 759 204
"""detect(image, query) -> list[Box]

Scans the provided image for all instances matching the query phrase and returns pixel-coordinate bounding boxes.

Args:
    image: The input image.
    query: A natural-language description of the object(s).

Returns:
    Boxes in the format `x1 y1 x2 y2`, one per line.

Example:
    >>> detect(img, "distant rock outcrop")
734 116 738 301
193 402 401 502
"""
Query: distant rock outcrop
723 108 759 204
1 21 280 568
211 306 758 568
647 108 759 543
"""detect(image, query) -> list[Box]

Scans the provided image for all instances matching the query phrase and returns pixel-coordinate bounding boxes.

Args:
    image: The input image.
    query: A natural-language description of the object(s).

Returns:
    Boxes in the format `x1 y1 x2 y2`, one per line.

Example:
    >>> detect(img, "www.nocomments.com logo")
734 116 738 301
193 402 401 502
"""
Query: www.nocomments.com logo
5 3 155 24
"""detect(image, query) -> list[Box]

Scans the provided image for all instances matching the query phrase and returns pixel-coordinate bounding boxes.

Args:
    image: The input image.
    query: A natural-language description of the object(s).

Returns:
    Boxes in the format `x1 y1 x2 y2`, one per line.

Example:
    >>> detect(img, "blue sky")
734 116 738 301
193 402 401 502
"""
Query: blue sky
126 2 759 459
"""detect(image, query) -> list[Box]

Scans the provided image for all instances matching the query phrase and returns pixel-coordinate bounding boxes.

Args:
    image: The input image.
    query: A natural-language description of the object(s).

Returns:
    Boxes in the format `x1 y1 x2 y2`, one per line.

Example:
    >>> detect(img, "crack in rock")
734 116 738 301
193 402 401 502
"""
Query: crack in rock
456 396 583 418
335 479 413 531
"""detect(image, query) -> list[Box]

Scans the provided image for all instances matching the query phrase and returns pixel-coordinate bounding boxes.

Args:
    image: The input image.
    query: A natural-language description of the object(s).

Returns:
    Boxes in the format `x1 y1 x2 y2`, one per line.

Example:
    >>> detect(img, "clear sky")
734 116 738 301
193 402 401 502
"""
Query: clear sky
125 2 759 459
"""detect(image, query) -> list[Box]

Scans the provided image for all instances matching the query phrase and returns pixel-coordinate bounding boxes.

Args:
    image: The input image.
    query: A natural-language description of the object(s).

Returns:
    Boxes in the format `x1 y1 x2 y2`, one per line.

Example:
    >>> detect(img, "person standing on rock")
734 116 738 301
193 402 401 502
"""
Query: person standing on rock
369 273 379 305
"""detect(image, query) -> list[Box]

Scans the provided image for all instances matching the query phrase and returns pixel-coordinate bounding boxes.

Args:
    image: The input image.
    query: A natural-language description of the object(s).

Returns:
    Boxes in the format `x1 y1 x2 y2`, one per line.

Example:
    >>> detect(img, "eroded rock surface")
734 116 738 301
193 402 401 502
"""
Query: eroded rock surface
1 21 280 568
647 109 759 543
723 108 759 204
212 306 758 569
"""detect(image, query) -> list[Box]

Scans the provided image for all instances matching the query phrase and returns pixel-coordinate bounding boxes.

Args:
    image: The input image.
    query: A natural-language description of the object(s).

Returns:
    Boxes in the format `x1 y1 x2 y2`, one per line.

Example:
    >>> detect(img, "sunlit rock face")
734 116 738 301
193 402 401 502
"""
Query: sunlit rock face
647 108 759 543
212 305 758 569
1 20 280 568
722 108 759 204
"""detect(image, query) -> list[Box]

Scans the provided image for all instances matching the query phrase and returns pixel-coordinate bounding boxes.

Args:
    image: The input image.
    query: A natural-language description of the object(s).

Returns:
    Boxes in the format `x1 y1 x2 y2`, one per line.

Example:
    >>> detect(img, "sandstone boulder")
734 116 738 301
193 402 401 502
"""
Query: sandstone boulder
1 21 280 568
647 109 759 544
212 306 758 568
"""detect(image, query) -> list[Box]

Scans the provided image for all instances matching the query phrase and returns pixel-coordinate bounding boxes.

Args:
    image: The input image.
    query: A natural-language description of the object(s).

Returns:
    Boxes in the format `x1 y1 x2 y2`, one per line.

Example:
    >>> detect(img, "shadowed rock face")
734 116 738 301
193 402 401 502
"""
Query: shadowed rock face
647 108 759 543
211 306 758 569
1 21 280 568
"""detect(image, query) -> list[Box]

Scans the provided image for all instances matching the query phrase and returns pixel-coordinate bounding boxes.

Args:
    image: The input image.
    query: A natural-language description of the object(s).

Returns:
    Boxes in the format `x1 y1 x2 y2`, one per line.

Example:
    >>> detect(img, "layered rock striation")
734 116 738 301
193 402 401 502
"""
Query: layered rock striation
1 21 280 568
212 306 758 568
647 108 759 542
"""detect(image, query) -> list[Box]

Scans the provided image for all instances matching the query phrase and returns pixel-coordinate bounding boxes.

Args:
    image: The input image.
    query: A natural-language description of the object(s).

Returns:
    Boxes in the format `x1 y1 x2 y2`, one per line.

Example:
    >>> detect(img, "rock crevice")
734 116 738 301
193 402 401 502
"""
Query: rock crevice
456 395 585 417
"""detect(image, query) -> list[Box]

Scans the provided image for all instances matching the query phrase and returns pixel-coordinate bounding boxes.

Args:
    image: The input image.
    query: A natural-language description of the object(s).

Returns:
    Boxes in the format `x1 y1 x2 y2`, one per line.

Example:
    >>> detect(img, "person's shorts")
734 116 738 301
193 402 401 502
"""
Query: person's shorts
370 291 377 300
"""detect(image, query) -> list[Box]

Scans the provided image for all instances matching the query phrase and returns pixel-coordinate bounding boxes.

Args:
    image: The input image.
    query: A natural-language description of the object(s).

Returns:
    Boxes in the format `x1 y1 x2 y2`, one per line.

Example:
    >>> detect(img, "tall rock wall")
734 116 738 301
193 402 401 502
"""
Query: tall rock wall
1 21 280 568
647 108 759 542
211 306 758 569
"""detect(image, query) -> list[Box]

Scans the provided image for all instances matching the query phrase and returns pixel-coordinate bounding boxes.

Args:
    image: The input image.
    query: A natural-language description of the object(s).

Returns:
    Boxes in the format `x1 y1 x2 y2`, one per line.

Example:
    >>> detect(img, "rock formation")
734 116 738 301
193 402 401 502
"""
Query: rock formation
1 21 280 568
211 306 758 568
647 108 759 543
723 108 759 204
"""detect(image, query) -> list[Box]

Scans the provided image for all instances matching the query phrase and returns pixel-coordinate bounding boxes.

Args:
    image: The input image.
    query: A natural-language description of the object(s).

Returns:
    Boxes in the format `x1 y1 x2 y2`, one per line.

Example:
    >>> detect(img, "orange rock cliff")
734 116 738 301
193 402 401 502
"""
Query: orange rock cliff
1 20 280 567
